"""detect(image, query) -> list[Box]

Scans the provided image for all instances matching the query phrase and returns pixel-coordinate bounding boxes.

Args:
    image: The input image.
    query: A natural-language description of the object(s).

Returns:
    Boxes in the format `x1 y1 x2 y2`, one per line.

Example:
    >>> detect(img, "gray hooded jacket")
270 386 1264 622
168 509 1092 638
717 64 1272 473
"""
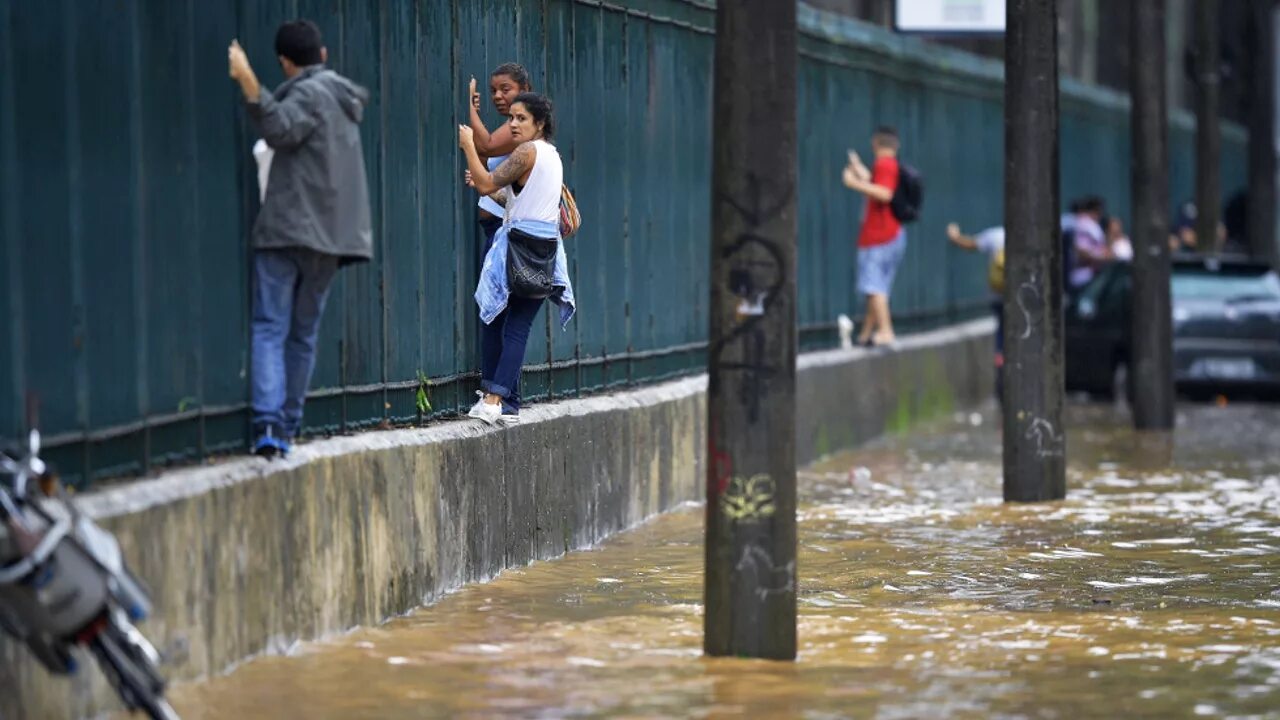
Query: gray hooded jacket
246 66 373 264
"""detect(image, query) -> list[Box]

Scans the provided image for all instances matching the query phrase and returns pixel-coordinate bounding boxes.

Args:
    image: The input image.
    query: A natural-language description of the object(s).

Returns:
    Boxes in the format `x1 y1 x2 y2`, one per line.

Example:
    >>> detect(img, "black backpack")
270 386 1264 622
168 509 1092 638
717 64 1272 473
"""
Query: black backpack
890 163 923 224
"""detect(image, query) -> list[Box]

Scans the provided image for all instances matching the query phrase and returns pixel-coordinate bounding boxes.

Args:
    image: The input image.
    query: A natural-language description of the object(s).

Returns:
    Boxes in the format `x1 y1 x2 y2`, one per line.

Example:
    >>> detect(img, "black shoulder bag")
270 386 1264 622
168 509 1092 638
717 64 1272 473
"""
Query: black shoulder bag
506 228 559 299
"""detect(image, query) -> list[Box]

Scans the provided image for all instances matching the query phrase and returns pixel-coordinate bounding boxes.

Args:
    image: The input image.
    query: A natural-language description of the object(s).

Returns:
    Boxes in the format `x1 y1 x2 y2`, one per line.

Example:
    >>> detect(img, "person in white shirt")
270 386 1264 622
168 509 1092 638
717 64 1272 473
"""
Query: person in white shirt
948 222 1006 399
948 224 1005 265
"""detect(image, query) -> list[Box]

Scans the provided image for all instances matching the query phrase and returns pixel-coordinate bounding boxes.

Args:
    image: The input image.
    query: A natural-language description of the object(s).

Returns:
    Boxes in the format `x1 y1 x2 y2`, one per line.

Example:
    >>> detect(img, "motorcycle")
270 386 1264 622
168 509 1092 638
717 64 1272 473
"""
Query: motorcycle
0 429 178 720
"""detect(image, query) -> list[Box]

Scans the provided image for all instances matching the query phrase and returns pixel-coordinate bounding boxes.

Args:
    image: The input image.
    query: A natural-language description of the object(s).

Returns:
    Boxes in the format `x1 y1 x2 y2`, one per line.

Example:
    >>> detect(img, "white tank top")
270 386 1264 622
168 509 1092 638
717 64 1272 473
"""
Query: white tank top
504 140 562 226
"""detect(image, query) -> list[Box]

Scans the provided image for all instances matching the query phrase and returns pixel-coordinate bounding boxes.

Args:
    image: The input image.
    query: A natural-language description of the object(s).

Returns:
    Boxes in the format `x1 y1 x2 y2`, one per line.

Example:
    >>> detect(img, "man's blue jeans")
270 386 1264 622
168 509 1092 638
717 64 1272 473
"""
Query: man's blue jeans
251 248 339 439
480 295 544 414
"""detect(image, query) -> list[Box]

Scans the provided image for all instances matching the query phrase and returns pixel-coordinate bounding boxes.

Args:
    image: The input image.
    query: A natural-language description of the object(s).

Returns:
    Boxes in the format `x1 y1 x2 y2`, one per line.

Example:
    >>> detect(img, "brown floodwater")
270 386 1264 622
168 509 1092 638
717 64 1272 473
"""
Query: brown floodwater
169 403 1280 719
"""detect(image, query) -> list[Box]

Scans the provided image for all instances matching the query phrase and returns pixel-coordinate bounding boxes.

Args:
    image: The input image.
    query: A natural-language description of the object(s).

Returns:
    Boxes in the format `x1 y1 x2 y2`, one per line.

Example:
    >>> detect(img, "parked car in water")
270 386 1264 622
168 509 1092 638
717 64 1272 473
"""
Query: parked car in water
1065 256 1280 400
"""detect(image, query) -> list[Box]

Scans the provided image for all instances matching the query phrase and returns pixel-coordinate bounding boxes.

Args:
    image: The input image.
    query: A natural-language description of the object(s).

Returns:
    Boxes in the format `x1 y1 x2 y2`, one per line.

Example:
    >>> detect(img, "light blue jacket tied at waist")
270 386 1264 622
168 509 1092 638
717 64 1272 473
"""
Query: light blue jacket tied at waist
475 219 576 328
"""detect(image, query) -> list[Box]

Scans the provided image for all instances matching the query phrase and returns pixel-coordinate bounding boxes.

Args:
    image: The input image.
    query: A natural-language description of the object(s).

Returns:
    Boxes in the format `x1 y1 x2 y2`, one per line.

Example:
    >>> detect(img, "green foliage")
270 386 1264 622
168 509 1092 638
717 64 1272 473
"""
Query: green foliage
415 371 432 415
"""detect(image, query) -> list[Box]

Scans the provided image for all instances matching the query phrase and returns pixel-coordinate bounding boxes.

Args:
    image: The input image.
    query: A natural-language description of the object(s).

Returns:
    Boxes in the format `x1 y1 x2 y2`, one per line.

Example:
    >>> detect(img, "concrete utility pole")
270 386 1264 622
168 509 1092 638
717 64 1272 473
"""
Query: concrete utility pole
1130 0 1176 431
1195 0 1222 253
705 0 798 660
1247 0 1278 266
1003 0 1067 502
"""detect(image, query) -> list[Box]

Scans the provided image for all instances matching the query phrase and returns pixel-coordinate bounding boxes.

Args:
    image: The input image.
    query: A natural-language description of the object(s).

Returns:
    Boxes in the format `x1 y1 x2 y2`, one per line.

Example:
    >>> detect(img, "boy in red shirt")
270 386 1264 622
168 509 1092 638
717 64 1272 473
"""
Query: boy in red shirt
843 126 906 347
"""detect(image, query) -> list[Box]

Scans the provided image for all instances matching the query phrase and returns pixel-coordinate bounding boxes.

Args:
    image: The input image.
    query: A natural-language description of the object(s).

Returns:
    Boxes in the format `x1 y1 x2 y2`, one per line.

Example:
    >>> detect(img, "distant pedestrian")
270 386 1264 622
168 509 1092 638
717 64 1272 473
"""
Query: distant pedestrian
228 21 372 457
466 63 534 249
947 222 1006 397
459 93 576 426
1069 195 1109 290
1171 200 1198 253
843 126 907 347
1170 200 1228 254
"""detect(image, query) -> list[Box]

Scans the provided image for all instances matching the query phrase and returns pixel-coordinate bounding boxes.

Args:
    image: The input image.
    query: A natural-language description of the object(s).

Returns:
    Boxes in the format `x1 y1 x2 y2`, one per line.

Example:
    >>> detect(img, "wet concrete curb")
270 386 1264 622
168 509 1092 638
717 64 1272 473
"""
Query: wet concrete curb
1 319 993 719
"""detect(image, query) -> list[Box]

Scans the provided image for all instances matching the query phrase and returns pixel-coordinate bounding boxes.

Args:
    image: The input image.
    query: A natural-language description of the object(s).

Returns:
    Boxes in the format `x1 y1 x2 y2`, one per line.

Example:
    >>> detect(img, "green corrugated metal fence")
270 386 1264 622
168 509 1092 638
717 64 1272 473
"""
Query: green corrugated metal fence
0 0 1247 487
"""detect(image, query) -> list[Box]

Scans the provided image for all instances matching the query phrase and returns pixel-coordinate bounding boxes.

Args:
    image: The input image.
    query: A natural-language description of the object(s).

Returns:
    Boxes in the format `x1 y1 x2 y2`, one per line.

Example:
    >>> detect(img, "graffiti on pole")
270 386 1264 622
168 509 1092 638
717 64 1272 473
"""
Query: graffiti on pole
712 172 794 423
1016 269 1042 340
1024 415 1065 458
721 474 777 523
735 543 795 601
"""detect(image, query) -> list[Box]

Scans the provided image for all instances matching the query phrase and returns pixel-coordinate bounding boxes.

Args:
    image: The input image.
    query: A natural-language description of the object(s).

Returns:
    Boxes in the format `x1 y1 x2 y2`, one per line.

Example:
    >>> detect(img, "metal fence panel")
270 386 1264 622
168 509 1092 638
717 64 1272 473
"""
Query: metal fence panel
599 8 629 389
78 1 142 440
10 0 79 442
381 0 423 425
0 0 1249 487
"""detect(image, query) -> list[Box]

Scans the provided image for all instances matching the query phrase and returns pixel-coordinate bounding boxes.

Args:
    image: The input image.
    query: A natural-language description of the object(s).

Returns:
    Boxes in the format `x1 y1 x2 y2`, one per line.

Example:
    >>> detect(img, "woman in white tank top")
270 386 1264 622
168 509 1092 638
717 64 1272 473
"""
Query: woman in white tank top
459 93 576 426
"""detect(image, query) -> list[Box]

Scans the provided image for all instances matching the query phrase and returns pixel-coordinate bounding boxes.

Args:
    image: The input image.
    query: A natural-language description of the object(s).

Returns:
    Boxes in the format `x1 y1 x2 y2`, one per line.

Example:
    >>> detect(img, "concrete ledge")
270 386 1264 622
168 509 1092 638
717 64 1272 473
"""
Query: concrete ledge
0 319 992 719
796 318 995 464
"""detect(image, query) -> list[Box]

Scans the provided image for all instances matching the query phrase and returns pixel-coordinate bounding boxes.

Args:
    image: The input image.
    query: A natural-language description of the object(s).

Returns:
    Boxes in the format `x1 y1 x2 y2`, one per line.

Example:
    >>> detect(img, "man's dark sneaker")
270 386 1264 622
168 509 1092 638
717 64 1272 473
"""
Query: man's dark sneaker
252 427 290 459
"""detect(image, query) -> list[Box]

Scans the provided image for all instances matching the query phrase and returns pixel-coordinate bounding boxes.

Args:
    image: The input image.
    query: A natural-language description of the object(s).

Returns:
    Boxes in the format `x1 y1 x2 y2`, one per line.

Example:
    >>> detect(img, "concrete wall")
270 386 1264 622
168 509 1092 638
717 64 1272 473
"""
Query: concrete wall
0 320 992 720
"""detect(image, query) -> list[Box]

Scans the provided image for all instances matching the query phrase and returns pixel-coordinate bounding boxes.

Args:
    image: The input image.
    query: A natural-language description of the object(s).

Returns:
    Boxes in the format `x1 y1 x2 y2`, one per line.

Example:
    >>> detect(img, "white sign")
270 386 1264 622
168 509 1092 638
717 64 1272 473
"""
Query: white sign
895 0 1006 34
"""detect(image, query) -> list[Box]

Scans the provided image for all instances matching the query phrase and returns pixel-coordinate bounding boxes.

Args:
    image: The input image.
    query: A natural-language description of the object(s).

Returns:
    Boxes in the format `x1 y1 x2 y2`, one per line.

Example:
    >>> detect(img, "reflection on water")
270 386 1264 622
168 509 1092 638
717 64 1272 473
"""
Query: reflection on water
172 403 1280 719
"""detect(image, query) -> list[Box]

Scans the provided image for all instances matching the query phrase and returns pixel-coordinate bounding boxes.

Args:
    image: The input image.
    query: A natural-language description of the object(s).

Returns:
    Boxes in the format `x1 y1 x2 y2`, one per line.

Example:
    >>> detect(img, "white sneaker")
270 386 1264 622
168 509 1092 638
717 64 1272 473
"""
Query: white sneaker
470 399 503 425
466 391 486 419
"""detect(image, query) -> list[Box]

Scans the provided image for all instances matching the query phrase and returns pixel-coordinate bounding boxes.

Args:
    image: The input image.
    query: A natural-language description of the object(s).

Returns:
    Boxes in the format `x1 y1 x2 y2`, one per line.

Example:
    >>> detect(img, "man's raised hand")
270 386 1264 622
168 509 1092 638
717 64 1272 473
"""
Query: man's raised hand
228 40 251 80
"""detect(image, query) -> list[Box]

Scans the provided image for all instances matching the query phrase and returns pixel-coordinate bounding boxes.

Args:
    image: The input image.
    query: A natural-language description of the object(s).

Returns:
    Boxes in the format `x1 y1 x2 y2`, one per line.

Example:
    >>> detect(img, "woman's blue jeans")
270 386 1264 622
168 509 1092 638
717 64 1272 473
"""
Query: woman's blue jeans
480 295 544 414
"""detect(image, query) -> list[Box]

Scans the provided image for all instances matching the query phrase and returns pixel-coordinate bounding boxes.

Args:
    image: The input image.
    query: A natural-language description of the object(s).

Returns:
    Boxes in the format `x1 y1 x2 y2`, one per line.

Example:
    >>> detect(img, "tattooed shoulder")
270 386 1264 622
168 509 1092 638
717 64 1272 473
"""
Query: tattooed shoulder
491 142 537 188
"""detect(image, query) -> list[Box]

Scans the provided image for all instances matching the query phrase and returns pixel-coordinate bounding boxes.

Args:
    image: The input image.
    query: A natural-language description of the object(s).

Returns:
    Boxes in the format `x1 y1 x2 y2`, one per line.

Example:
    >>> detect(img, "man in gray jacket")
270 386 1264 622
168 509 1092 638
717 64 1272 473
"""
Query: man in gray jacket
228 20 372 457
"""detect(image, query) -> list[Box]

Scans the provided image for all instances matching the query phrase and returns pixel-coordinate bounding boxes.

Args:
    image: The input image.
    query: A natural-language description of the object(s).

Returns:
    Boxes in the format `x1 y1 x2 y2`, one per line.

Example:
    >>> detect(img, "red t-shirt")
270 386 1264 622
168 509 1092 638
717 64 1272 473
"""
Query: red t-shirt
857 156 901 248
